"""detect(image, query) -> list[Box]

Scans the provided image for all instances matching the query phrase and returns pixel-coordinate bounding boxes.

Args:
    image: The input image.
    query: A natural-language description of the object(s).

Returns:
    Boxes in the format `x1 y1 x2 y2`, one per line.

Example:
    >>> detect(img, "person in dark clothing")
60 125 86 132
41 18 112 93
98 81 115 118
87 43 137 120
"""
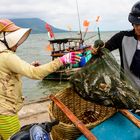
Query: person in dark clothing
105 1 140 91
102 1 140 114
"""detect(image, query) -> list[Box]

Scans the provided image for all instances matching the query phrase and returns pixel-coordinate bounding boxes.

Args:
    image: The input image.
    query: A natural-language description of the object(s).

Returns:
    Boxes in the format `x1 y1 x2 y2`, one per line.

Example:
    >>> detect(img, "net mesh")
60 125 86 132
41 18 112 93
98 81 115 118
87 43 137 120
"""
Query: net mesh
70 47 140 109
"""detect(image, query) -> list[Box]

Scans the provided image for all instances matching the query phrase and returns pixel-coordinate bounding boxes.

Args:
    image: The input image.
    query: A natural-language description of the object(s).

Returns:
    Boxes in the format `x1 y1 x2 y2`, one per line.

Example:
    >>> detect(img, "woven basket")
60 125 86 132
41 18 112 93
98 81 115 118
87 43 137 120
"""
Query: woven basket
49 87 117 140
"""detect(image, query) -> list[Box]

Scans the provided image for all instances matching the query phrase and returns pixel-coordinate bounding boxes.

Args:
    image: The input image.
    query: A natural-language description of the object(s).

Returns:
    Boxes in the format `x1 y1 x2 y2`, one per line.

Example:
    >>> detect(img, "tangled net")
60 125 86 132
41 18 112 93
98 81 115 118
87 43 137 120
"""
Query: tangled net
70 47 140 109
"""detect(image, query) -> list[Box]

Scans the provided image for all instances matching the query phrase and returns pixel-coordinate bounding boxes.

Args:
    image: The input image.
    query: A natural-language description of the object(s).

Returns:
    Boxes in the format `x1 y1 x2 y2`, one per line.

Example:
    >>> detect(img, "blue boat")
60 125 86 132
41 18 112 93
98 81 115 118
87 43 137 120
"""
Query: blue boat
77 112 140 140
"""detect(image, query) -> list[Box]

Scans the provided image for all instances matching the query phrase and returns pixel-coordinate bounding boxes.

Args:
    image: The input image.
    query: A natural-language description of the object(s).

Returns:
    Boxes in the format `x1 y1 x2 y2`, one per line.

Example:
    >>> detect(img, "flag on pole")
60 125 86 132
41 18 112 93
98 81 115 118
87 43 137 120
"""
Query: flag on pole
45 43 53 51
83 20 90 39
83 20 90 27
45 23 55 38
96 16 100 22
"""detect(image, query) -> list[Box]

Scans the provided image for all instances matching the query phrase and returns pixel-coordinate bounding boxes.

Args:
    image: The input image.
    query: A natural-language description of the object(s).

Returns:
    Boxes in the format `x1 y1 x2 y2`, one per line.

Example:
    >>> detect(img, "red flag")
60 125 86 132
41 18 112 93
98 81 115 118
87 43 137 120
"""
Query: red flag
45 23 55 38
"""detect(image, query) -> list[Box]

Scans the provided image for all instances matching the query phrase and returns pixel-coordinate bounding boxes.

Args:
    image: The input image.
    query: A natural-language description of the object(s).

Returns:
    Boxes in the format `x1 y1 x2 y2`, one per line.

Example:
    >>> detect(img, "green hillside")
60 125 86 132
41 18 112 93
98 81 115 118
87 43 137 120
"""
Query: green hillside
11 18 68 34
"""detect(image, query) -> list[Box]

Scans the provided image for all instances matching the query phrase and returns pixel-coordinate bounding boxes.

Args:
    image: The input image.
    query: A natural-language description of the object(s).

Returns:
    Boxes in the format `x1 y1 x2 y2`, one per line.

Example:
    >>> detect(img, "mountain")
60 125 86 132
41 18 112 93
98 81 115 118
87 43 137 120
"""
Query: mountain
11 18 68 34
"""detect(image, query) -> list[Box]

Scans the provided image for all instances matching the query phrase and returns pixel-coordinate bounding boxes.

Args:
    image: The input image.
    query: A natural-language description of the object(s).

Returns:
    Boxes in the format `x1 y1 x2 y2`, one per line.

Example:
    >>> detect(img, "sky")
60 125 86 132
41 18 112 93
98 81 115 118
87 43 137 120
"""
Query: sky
0 0 139 31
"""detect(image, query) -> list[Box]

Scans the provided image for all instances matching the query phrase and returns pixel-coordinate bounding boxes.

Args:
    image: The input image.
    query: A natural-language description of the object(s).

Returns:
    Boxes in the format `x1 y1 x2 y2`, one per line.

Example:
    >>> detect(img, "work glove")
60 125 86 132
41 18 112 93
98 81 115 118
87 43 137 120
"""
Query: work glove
94 39 104 48
60 52 81 65
92 40 105 55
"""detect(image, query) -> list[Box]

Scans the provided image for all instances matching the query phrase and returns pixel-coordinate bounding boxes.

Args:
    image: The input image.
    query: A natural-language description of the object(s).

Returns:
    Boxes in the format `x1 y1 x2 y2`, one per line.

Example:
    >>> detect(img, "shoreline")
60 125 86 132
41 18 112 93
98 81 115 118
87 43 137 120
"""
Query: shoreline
18 97 51 126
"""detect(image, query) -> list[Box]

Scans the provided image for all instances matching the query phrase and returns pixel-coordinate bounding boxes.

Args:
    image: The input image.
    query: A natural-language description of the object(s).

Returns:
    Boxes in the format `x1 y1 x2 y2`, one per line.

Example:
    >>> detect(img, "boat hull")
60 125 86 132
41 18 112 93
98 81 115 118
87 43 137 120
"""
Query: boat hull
44 68 81 81
77 112 140 140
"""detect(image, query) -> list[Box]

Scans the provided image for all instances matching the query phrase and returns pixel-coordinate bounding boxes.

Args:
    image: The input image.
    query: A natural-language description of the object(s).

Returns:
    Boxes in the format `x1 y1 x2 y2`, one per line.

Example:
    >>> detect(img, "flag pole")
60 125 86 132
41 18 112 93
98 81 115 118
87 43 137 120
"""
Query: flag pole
76 0 82 41
97 27 101 40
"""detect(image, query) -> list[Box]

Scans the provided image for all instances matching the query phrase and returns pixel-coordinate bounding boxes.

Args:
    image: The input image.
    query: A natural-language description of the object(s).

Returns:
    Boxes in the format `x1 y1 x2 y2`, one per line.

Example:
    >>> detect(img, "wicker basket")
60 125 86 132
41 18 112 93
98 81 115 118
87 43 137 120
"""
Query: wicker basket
49 87 117 140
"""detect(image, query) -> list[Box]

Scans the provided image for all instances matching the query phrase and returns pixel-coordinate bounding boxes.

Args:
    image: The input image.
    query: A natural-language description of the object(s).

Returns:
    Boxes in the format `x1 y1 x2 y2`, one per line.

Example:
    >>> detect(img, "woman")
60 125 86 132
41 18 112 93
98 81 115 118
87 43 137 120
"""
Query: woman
0 19 81 140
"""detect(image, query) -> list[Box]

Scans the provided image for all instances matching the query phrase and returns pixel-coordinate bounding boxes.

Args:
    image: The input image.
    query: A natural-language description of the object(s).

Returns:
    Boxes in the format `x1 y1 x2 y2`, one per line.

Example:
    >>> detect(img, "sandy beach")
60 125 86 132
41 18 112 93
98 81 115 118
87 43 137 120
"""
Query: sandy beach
18 97 51 126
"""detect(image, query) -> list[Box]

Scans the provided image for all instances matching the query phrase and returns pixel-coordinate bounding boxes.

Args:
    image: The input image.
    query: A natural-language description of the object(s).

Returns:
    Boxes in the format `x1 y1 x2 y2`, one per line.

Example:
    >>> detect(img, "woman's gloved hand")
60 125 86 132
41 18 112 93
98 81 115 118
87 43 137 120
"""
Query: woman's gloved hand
60 52 81 65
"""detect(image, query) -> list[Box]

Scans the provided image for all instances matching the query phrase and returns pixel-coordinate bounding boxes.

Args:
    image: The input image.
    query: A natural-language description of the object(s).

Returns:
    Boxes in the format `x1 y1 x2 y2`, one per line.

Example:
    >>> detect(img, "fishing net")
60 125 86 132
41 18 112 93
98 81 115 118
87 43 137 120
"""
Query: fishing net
70 47 140 109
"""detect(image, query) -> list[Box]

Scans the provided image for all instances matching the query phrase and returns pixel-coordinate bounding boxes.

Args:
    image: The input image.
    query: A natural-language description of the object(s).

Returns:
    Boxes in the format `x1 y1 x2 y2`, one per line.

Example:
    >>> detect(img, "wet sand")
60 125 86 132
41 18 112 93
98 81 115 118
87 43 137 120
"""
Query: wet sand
18 97 51 126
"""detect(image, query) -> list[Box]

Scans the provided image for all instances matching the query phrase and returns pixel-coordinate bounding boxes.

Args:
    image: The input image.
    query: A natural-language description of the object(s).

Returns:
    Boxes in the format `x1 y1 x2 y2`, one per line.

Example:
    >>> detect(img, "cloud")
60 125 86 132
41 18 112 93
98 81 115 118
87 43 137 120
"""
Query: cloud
0 0 137 31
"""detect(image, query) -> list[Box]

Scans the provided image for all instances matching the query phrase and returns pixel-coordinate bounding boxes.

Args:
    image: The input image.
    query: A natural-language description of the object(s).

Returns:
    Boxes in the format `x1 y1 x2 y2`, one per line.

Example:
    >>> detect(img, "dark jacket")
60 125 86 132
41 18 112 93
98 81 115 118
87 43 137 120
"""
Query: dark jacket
105 30 137 69
105 30 140 90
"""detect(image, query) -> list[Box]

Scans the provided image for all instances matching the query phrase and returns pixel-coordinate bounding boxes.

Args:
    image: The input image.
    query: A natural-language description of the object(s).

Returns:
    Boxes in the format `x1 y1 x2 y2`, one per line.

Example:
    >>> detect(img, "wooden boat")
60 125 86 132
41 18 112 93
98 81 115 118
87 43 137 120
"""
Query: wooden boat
18 96 140 140
77 111 140 140
44 67 81 80
44 37 87 81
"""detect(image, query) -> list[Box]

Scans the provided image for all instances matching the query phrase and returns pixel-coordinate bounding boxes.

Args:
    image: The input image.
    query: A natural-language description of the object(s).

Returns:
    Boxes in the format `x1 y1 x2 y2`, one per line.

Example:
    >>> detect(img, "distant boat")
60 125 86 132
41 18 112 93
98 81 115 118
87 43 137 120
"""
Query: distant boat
43 37 91 81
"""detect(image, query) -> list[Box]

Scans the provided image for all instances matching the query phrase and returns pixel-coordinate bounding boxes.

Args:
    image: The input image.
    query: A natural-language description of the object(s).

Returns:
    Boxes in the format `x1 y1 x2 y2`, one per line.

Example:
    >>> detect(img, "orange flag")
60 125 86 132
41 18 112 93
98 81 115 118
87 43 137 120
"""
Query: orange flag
45 43 53 51
96 16 100 22
83 20 90 27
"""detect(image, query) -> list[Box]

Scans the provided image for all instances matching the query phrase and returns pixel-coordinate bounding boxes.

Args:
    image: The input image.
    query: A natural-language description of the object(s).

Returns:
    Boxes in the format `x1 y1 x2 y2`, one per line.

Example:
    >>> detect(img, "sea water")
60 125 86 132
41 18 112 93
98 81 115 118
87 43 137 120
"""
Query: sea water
17 31 119 102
